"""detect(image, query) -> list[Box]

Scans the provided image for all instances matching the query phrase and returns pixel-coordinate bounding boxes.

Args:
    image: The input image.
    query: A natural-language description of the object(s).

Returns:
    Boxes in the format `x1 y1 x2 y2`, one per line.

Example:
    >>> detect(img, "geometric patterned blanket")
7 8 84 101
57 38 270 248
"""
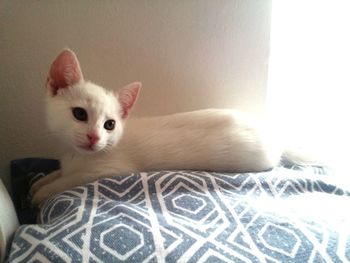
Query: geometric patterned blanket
7 165 350 262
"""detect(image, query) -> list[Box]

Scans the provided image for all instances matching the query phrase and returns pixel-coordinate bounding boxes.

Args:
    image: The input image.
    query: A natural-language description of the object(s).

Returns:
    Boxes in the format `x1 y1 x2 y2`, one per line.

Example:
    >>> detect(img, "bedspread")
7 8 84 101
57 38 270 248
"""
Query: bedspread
6 159 350 262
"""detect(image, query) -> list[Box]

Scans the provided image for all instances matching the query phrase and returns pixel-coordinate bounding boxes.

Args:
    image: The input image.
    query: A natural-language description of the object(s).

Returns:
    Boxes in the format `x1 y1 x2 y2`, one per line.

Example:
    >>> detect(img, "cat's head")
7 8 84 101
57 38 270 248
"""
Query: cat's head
45 49 141 154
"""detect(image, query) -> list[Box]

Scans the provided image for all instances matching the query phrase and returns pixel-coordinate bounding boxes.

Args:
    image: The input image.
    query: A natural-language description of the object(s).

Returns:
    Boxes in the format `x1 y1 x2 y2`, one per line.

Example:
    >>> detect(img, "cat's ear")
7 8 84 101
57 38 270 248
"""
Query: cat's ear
46 49 84 96
116 82 141 119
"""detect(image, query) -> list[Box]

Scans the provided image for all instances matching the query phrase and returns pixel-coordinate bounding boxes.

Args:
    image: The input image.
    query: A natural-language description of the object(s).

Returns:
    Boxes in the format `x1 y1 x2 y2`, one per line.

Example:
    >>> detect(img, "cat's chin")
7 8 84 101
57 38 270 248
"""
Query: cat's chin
75 145 102 155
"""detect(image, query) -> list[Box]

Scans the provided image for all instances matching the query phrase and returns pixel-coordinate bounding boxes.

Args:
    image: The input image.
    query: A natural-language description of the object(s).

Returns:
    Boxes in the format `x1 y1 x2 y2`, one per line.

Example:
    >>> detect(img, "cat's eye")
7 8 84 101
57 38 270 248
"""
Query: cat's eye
72 107 88 121
104 120 115 130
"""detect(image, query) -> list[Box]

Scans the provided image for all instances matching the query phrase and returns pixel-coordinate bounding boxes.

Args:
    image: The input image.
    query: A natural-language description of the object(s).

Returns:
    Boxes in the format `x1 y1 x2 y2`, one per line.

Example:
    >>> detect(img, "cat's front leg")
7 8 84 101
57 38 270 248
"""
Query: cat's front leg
31 173 91 206
30 169 62 196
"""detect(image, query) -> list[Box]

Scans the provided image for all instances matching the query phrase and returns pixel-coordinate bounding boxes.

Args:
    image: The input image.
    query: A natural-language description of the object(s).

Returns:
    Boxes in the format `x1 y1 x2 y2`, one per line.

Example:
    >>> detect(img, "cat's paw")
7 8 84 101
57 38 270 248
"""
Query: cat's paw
31 187 52 207
29 170 61 196
30 180 42 196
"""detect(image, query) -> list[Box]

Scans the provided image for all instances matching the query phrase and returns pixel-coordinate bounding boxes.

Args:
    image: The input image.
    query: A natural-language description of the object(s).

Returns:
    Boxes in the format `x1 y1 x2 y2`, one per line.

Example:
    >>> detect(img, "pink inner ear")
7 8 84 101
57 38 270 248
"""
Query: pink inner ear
47 49 84 96
117 82 141 119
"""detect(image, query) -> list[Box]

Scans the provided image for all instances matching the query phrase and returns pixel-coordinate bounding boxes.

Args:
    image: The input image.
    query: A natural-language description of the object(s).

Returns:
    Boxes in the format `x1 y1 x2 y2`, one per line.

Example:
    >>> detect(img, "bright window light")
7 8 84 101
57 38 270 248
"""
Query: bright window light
267 0 350 171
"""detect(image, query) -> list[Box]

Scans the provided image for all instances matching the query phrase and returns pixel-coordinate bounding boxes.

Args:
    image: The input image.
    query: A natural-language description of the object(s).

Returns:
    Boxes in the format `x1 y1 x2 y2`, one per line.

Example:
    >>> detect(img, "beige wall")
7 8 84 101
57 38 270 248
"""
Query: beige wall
0 1 271 189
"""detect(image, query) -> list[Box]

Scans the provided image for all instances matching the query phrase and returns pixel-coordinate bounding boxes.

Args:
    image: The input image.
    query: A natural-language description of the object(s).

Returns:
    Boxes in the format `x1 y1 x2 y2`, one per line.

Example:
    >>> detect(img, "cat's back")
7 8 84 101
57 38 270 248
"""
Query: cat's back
126 109 253 131
62 108 280 175
123 109 262 147
116 109 278 172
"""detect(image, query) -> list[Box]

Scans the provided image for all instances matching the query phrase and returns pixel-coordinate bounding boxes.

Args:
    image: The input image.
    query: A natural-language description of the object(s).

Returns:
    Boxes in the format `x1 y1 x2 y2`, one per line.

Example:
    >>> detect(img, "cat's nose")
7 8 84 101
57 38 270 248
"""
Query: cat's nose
87 133 99 145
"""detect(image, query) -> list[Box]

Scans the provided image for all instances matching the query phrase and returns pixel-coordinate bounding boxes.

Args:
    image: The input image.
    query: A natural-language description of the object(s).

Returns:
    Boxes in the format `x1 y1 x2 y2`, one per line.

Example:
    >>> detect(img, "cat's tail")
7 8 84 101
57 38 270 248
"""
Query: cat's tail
281 147 328 167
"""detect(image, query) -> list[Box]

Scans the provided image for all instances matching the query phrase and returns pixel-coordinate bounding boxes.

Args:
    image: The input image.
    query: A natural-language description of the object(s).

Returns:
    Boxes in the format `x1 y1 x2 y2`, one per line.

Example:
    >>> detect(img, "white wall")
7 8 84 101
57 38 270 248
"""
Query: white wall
267 0 350 170
0 1 271 189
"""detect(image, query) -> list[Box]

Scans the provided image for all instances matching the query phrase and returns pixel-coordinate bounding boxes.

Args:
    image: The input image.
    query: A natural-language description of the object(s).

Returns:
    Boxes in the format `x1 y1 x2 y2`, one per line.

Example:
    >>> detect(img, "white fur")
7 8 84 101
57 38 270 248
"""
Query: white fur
63 108 281 173
31 80 283 205
46 81 124 154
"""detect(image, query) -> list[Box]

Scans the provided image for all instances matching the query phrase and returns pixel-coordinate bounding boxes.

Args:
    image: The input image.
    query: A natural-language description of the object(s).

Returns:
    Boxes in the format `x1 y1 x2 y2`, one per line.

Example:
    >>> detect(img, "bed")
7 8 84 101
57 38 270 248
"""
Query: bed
5 158 350 262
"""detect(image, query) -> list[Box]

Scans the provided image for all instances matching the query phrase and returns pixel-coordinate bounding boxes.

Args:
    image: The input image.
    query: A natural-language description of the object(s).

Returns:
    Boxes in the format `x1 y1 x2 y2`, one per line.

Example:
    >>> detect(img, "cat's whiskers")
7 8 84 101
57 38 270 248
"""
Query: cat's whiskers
100 142 114 153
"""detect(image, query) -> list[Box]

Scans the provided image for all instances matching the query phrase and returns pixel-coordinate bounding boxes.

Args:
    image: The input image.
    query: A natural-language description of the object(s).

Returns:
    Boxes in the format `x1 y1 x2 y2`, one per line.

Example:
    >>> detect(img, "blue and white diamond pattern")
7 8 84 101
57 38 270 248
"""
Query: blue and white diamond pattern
7 167 350 262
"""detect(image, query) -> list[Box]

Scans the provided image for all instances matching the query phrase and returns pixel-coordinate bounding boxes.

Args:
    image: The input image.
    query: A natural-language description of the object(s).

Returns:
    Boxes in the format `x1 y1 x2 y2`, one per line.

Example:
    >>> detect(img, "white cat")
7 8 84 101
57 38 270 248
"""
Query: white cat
31 49 283 205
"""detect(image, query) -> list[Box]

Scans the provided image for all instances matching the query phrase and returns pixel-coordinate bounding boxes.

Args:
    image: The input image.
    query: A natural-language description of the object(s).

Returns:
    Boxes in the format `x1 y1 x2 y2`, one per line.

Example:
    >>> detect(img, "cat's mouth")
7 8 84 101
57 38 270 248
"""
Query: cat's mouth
77 144 99 153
